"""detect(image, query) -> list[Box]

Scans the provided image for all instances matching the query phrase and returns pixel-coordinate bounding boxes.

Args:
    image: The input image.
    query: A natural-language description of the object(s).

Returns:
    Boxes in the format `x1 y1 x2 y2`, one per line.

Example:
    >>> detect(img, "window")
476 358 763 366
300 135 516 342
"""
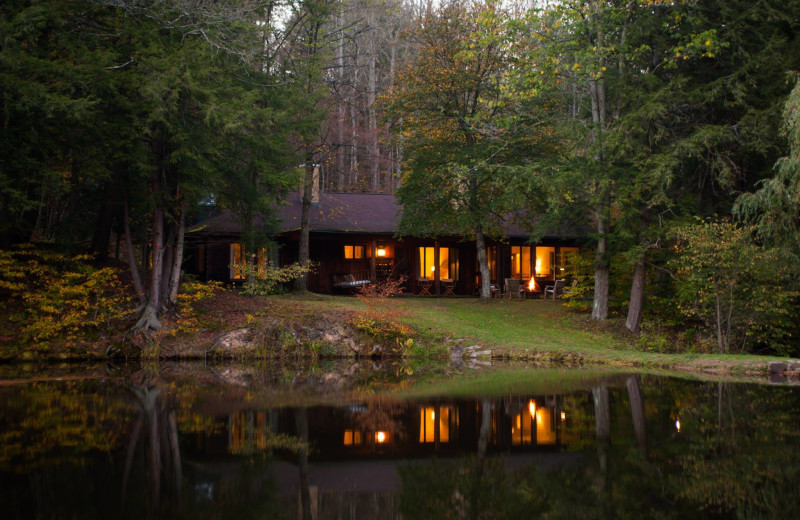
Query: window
344 245 365 259
230 243 246 280
535 246 556 279
418 247 459 280
419 246 435 279
510 246 532 280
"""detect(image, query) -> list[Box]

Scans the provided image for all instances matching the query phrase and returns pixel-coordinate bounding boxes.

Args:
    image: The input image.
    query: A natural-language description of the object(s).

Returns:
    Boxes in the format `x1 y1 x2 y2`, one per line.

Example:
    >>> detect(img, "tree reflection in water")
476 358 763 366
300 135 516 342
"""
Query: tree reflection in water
2 367 800 519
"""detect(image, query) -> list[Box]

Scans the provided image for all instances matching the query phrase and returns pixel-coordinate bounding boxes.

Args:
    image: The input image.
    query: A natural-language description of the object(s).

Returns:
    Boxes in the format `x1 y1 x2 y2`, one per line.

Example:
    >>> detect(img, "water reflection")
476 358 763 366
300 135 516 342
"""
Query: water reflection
0 363 799 519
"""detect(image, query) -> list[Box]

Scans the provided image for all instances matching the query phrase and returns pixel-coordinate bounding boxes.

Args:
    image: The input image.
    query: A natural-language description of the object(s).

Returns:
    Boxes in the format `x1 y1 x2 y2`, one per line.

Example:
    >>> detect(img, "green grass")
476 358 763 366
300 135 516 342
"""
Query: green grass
265 294 788 377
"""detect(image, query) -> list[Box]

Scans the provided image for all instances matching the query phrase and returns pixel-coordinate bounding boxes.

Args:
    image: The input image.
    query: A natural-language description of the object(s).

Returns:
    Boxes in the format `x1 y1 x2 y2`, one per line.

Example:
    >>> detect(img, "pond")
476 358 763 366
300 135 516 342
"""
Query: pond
1 360 799 519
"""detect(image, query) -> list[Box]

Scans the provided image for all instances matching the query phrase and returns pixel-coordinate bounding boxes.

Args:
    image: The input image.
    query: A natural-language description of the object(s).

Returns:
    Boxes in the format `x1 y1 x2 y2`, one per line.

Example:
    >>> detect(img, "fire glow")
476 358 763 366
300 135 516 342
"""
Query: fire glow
527 277 537 292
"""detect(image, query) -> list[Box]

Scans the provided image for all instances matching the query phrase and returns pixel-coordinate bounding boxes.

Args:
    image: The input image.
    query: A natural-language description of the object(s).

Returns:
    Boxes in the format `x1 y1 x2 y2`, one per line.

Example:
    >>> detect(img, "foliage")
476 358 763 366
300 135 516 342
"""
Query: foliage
239 262 315 297
0 245 133 347
170 279 223 335
351 275 414 348
669 219 799 354
736 73 800 247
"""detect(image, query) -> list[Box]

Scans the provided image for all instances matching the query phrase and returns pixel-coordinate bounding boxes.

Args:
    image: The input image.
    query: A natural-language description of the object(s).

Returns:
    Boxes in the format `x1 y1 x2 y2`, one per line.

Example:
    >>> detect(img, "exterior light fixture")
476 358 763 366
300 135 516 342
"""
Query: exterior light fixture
376 431 387 443
377 247 387 257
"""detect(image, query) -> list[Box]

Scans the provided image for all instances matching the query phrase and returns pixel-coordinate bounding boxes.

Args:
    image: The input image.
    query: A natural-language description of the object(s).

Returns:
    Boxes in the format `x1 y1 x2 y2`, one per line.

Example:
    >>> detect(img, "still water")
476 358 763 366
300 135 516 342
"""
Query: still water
1 360 799 519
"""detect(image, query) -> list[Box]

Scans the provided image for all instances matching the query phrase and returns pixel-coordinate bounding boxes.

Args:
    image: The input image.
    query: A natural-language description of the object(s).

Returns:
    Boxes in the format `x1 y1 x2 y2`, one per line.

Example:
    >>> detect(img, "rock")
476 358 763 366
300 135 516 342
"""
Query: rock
371 344 383 357
450 345 465 360
768 361 788 374
212 328 254 352
788 361 800 372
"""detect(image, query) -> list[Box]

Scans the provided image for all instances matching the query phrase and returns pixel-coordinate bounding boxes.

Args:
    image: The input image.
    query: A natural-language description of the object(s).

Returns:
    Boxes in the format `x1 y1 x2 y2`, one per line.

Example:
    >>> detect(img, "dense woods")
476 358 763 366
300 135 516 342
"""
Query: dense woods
2 0 800 355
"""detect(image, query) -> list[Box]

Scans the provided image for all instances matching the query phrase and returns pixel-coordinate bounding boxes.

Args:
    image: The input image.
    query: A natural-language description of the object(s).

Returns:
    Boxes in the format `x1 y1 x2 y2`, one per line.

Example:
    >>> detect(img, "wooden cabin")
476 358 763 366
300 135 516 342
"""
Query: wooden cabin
185 193 581 296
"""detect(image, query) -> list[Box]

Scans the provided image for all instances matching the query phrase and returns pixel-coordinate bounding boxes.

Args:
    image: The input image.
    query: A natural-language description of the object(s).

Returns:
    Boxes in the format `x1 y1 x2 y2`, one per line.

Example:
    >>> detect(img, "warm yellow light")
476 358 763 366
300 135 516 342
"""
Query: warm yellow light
675 420 681 432
377 247 386 257
376 431 387 443
431 411 436 420
431 266 435 271
560 411 566 421
528 400 536 417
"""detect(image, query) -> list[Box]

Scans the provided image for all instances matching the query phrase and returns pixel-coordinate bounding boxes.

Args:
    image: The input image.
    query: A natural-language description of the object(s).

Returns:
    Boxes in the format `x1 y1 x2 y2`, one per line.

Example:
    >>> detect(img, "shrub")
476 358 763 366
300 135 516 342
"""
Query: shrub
0 245 133 346
669 219 800 355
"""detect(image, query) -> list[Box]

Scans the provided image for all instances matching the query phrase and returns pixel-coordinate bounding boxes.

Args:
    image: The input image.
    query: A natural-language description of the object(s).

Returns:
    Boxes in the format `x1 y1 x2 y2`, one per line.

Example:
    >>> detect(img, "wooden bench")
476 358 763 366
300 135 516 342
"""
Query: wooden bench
331 272 372 292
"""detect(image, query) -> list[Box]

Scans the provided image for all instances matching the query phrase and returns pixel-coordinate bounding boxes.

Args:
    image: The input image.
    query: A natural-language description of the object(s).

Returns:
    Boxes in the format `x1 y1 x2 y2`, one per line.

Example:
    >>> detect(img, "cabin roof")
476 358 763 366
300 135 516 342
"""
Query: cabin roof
189 192 577 240
276 193 401 234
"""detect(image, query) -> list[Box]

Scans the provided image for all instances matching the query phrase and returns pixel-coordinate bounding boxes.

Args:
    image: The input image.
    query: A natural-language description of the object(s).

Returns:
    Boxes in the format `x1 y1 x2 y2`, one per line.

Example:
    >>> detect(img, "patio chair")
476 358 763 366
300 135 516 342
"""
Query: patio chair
417 279 433 296
442 279 456 297
504 278 524 299
544 279 565 300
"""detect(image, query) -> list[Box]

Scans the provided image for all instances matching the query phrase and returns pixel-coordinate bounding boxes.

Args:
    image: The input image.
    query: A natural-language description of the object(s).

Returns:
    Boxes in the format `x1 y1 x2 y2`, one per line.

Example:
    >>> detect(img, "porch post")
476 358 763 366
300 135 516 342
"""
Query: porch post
370 240 377 282
434 240 441 296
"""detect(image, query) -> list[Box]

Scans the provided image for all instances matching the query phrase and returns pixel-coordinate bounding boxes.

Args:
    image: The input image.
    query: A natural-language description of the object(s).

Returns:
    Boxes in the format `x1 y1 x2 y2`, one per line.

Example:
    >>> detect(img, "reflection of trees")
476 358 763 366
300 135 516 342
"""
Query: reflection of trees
121 382 183 516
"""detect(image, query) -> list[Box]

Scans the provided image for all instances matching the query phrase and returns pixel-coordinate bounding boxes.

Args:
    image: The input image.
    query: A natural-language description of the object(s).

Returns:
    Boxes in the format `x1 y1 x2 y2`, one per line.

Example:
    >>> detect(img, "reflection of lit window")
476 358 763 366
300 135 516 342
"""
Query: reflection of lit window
419 406 457 443
536 407 556 445
343 429 363 446
229 411 269 454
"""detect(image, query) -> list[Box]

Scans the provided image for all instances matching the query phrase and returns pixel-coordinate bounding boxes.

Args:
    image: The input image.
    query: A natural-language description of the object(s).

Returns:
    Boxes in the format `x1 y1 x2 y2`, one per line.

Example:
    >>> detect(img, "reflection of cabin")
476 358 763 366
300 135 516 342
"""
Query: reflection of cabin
186 192 581 296
207 395 587 462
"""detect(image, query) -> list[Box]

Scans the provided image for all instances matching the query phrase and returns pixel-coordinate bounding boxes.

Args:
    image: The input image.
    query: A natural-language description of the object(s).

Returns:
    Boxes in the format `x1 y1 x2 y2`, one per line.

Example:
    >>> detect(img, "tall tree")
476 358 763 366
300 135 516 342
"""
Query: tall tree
388 0 533 301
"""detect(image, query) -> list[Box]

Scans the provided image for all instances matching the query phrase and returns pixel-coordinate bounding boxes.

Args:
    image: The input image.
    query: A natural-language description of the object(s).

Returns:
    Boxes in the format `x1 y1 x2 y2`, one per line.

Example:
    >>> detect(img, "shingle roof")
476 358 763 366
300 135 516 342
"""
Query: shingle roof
189 193 401 236
276 193 401 234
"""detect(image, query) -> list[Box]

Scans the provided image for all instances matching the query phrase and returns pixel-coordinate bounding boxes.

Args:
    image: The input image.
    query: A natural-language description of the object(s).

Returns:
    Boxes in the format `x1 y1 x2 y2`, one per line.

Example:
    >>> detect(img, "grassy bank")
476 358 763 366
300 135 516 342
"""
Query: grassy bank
260 293 787 376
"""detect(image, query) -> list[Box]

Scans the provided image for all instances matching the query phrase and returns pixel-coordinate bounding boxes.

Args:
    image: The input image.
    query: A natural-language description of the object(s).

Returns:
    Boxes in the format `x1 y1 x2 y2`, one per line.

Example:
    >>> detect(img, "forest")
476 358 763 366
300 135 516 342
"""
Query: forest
2 0 800 356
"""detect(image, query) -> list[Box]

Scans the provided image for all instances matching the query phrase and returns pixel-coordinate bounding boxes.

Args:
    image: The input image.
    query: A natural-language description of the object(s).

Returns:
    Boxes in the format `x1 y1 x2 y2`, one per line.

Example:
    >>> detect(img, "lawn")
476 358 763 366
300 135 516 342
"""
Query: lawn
264 293 786 377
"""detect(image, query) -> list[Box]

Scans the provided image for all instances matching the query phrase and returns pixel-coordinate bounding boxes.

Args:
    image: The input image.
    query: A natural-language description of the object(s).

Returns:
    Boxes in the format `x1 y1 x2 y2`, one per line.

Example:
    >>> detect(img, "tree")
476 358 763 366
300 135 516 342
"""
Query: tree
735 74 800 248
388 0 533 301
670 219 798 354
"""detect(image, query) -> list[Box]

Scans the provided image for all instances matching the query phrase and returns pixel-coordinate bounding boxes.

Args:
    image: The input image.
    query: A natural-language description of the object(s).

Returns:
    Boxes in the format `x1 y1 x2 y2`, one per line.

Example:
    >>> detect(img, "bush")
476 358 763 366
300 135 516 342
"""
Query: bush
669 220 800 355
0 245 133 346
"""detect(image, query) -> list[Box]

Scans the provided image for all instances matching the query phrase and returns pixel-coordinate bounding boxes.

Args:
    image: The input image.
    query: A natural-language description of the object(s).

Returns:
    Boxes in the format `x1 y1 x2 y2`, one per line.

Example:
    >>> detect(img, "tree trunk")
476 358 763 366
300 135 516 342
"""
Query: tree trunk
124 197 145 306
294 156 315 292
626 375 647 455
593 385 611 518
295 408 313 520
368 44 380 192
592 231 610 320
475 225 491 301
167 208 185 305
625 255 646 332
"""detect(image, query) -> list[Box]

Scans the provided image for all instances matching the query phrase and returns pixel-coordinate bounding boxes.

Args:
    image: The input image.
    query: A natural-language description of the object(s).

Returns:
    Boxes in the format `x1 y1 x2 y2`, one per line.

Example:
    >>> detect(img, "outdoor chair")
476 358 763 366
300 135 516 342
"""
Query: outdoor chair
544 279 565 300
442 279 456 297
504 278 524 299
417 279 433 296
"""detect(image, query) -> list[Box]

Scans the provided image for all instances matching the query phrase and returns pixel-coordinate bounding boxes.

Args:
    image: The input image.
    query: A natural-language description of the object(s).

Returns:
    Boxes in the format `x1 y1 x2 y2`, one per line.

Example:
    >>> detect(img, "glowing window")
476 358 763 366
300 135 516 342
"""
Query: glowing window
344 245 365 259
230 243 246 280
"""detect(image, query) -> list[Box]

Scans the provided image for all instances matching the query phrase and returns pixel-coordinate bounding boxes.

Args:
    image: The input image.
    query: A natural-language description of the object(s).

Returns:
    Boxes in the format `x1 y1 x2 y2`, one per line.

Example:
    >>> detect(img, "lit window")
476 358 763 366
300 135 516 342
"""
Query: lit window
535 246 556 279
230 243 246 280
344 245 365 259
510 246 532 279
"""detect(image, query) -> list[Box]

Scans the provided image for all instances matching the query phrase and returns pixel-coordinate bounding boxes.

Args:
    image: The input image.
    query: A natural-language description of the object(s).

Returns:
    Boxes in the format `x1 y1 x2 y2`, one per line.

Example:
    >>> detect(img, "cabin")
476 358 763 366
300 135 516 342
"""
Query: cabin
185 192 581 296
